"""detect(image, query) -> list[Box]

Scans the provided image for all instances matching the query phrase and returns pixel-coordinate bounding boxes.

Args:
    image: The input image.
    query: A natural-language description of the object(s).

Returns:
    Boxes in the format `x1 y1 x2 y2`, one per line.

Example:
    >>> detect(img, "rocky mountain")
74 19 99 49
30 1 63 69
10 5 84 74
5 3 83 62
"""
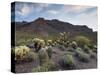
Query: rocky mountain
13 17 97 43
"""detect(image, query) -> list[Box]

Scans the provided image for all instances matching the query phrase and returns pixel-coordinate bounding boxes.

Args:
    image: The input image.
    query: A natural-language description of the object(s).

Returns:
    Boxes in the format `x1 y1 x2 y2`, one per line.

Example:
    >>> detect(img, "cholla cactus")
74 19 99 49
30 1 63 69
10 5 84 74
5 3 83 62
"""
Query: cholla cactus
15 46 30 60
59 53 75 69
59 32 64 36
38 48 49 65
58 32 68 45
33 38 45 45
47 40 52 46
46 47 53 59
75 47 90 62
33 38 45 52
56 39 60 44
71 41 78 49
53 41 57 46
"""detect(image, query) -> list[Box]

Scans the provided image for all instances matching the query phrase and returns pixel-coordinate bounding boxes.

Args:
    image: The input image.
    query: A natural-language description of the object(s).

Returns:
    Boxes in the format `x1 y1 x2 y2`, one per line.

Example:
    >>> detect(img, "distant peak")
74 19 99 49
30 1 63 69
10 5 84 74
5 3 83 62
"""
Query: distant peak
35 17 45 21
34 17 46 25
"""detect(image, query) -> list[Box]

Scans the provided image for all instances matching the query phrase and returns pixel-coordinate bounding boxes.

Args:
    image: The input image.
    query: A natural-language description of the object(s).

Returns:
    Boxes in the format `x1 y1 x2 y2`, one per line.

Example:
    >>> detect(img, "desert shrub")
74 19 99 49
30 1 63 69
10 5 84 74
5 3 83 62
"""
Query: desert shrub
83 45 91 54
52 43 56 46
66 41 70 46
75 47 90 62
32 60 57 72
42 60 57 71
38 48 49 65
56 39 61 44
70 41 78 49
59 32 68 40
58 32 68 45
59 53 75 69
32 38 45 52
88 44 94 49
74 36 91 47
25 52 38 62
15 46 30 61
46 47 53 59
54 41 57 46
47 40 52 46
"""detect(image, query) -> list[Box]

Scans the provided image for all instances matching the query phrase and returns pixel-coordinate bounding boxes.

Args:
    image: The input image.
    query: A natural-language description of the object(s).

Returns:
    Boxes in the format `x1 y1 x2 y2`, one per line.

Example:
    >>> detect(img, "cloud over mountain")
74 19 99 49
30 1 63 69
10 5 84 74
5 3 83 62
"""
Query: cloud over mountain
12 2 98 31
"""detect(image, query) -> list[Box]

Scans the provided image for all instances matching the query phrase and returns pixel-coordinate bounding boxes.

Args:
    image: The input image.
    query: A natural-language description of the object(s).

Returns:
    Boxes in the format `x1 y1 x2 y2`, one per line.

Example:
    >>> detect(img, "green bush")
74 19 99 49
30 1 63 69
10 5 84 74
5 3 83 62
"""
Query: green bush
74 36 91 47
38 48 49 65
32 61 57 72
46 47 53 59
59 53 75 69
88 44 94 49
75 47 90 62
83 45 91 54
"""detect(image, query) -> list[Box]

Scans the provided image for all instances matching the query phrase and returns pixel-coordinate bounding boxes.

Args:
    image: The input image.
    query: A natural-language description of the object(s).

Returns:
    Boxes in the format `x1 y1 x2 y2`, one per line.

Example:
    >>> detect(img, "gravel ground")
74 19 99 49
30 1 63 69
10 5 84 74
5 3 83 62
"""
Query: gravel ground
15 47 97 73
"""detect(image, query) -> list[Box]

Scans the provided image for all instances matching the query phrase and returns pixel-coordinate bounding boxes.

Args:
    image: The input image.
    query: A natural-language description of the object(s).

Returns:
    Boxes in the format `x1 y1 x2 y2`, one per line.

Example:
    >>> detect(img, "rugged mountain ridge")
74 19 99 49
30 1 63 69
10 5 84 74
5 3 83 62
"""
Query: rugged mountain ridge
13 17 97 43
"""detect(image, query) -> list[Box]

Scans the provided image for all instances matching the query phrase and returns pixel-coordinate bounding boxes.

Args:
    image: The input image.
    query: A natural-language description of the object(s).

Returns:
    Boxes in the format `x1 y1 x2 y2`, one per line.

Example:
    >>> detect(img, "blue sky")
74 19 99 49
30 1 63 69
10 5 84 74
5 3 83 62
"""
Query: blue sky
11 2 98 31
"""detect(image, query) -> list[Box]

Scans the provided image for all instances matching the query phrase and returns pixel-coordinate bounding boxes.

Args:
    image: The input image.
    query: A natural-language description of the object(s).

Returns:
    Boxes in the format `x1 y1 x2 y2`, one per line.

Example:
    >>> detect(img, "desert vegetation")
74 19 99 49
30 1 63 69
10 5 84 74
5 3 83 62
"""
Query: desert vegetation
12 31 97 73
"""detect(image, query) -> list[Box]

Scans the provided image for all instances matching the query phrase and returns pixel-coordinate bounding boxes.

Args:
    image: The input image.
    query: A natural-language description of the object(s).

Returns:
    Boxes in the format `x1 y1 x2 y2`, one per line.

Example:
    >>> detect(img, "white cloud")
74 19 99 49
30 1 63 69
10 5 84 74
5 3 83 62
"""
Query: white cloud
32 3 49 12
47 10 59 14
15 3 49 16
15 2 97 31
57 5 98 31
16 4 33 16
70 9 98 31
38 3 49 8
63 5 93 13
55 6 97 31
